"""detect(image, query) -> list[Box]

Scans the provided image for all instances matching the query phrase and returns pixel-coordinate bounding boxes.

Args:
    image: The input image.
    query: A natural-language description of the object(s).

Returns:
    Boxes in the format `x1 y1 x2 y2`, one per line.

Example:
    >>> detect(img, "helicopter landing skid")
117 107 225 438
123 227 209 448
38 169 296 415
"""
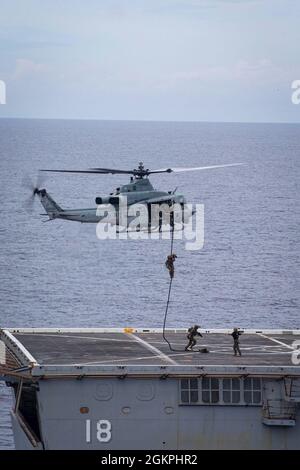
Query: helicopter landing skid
116 225 184 234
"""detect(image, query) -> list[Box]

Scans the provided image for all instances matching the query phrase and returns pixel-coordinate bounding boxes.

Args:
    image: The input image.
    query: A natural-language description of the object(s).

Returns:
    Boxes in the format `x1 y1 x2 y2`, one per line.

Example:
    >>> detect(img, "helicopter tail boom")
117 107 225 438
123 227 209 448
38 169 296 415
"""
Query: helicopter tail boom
35 189 63 219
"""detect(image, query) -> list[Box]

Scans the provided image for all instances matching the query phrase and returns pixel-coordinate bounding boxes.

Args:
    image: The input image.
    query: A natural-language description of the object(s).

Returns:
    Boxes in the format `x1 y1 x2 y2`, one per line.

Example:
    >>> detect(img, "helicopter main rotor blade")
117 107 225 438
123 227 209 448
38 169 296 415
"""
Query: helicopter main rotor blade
90 168 137 175
149 163 243 174
40 168 137 175
40 162 243 176
40 169 105 174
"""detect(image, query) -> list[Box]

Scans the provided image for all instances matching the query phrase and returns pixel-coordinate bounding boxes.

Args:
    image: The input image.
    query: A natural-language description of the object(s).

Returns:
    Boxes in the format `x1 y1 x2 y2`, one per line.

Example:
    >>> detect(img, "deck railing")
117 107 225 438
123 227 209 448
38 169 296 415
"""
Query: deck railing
262 399 296 420
284 378 300 401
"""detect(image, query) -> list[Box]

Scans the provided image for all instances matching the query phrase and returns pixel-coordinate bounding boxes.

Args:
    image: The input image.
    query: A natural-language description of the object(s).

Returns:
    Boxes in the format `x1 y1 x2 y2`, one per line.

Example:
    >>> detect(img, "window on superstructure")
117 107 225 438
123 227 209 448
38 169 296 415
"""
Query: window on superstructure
180 378 198 404
201 377 220 403
223 378 241 404
179 377 262 406
244 378 262 404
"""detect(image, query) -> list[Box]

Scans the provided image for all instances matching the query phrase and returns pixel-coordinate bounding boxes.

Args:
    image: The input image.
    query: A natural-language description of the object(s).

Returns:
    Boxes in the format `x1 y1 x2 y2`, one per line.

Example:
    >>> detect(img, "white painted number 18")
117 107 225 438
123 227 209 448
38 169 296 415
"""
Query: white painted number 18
86 419 112 443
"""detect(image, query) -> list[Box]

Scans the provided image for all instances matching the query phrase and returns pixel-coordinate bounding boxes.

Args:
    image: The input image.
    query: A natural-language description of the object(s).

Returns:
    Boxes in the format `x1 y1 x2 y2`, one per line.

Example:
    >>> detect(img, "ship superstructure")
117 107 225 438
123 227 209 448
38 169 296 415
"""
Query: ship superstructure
0 328 299 449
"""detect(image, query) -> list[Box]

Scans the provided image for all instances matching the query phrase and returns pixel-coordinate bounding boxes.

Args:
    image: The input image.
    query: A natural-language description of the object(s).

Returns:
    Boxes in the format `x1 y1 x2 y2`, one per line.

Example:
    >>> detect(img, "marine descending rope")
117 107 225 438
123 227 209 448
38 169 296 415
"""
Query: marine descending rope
162 226 183 352
162 225 208 354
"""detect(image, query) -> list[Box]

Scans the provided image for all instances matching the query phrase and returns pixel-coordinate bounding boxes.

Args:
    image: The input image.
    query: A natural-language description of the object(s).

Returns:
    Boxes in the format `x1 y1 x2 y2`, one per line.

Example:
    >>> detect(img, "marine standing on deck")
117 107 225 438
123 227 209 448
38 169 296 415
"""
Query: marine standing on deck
231 328 242 356
185 325 203 351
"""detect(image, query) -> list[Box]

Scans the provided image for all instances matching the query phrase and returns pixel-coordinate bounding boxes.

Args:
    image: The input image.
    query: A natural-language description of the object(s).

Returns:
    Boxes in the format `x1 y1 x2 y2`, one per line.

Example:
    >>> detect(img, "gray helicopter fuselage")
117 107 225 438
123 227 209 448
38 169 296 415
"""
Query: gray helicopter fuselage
98 178 170 205
37 177 187 225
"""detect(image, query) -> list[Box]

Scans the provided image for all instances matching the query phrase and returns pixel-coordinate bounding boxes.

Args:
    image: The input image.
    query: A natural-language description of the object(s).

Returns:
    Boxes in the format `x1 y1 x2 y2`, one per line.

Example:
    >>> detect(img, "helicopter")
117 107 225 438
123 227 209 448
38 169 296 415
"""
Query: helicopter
28 161 242 230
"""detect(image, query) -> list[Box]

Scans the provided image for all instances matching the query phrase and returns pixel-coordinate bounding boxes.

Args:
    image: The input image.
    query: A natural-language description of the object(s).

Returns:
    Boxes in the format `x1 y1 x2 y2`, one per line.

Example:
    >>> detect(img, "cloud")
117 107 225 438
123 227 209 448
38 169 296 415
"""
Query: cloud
159 59 295 88
12 59 50 80
1 0 299 122
147 0 259 13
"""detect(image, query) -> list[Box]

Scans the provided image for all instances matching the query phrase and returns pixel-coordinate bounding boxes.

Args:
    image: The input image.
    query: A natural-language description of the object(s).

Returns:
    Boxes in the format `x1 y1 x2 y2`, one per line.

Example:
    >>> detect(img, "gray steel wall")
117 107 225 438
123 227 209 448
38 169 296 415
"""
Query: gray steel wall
28 378 300 450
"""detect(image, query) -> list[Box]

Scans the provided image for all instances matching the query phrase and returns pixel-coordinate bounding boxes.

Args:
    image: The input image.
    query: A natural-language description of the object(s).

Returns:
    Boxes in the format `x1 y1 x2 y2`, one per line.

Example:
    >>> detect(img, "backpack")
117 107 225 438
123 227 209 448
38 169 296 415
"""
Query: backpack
187 327 194 339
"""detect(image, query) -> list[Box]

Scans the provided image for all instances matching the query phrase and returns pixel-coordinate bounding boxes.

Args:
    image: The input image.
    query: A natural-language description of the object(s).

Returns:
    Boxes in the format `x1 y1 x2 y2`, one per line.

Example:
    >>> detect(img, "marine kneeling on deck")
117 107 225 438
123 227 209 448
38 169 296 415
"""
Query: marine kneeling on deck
184 325 243 355
185 325 208 353
185 325 202 351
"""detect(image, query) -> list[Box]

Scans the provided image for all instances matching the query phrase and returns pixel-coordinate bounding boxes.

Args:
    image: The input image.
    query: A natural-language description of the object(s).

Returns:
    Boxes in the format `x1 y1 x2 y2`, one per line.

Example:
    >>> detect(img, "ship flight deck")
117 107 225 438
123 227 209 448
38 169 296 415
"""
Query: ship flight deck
1 328 299 378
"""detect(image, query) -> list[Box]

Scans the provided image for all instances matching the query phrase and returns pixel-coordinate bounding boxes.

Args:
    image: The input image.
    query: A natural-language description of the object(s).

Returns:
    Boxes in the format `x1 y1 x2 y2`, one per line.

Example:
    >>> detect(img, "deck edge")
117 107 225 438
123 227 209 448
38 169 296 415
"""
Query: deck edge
2 327 300 335
0 329 39 367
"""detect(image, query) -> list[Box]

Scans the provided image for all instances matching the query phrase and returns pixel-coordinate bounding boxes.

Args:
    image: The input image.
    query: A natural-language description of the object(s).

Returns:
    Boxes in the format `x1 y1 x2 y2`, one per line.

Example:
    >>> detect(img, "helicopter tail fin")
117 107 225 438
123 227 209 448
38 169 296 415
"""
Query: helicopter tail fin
35 189 63 218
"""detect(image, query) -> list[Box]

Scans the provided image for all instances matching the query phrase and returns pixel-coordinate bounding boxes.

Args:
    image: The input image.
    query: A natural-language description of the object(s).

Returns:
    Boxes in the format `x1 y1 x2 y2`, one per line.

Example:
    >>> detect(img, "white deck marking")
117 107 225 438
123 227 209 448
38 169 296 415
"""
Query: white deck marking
55 348 292 366
128 333 178 365
42 349 292 368
81 353 174 365
24 333 134 343
257 333 294 350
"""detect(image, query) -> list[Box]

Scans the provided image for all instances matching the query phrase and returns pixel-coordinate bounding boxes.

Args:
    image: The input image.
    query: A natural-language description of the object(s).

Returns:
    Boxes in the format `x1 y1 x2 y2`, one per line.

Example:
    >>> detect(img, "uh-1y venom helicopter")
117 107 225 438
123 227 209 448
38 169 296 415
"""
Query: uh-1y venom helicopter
28 161 242 230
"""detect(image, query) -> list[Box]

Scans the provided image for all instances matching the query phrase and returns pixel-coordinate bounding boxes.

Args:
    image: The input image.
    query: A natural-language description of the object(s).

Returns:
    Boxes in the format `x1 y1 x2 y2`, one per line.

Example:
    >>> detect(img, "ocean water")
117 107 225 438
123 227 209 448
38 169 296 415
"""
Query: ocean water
0 119 299 448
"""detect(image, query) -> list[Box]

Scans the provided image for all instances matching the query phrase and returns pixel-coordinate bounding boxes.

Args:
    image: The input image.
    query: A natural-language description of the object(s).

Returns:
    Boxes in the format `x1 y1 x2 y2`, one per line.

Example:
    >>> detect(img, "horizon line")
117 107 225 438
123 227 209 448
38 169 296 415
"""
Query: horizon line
0 116 300 125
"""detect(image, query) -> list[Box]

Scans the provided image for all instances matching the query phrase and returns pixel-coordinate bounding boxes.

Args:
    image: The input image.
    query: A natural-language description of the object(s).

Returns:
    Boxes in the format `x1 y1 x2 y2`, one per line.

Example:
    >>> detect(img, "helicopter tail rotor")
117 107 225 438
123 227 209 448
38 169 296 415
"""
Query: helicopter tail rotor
22 173 47 213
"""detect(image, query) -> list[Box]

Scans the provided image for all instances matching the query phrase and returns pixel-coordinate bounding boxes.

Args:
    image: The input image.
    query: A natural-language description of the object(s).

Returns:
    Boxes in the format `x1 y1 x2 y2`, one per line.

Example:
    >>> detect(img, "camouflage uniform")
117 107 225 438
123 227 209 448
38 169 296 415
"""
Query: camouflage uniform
231 329 242 356
165 254 177 279
185 325 202 351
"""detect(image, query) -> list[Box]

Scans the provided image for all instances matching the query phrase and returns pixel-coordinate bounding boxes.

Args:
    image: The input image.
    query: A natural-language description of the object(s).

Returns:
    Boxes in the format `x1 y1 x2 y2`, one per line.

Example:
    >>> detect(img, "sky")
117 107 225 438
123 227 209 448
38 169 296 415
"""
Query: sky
0 0 300 122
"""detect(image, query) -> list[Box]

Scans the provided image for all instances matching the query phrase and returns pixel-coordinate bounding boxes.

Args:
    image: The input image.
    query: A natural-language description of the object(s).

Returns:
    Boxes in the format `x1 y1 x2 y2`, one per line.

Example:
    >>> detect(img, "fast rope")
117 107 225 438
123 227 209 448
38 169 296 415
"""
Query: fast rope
162 219 208 354
162 226 183 352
